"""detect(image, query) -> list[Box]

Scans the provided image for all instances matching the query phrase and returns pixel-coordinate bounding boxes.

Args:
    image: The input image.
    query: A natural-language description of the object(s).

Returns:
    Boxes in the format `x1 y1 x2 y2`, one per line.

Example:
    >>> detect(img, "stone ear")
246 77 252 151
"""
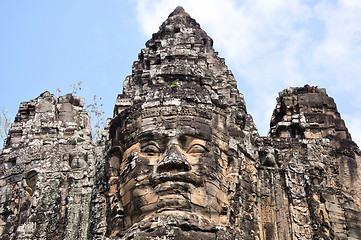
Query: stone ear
226 148 238 169
105 146 123 178
25 170 37 199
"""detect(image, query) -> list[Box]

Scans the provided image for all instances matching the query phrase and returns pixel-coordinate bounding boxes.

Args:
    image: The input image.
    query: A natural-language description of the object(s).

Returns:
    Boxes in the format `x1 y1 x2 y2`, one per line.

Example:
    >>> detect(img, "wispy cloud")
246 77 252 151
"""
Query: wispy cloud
135 0 361 147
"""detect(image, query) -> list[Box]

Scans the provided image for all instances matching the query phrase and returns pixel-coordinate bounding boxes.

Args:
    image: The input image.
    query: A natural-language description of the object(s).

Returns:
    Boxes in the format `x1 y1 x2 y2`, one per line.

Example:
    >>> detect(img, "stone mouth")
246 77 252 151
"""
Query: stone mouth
150 172 203 188
154 183 191 196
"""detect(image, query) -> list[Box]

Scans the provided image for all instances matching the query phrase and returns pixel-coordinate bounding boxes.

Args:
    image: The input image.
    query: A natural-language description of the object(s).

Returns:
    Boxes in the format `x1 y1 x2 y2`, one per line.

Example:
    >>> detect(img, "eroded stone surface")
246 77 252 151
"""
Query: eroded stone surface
0 92 103 239
106 7 257 239
263 85 361 240
1 6 361 240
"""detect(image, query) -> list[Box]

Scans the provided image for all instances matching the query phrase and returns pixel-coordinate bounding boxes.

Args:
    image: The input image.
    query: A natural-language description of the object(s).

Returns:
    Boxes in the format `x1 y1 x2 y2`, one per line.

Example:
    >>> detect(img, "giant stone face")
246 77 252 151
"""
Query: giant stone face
108 97 238 233
104 6 251 238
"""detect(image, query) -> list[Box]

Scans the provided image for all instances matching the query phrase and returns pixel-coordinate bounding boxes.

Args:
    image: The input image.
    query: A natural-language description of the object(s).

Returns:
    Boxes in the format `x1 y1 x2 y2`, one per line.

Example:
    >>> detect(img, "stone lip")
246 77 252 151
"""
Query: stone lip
150 172 204 188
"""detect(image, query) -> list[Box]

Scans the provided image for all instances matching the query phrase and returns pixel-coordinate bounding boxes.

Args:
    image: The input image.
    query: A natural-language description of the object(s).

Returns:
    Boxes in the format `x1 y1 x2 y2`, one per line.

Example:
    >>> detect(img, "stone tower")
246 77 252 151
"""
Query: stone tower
0 92 103 239
106 6 258 239
0 6 360 240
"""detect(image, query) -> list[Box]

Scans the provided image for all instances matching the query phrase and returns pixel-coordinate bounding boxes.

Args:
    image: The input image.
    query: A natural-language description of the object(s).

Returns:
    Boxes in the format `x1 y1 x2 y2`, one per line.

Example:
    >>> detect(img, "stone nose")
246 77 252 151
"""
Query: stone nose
157 145 191 172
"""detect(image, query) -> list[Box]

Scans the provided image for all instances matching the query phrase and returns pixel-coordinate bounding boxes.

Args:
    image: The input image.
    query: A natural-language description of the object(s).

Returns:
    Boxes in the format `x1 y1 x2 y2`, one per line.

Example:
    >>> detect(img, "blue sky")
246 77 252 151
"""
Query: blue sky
1 0 361 148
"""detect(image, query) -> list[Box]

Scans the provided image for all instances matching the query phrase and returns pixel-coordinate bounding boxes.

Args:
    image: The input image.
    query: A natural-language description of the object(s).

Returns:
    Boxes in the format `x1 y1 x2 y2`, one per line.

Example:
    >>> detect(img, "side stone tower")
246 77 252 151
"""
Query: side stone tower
0 92 102 239
257 85 361 239
269 85 351 140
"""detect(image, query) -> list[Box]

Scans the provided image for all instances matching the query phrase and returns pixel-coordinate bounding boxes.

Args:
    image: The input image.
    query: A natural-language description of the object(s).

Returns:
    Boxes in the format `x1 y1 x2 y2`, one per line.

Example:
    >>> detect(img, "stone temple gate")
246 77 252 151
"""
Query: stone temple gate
1 6 361 240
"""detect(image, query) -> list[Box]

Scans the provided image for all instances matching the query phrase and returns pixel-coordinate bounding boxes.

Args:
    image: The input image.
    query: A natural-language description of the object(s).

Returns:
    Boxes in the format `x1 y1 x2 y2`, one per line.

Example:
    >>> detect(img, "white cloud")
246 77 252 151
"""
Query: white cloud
135 0 361 147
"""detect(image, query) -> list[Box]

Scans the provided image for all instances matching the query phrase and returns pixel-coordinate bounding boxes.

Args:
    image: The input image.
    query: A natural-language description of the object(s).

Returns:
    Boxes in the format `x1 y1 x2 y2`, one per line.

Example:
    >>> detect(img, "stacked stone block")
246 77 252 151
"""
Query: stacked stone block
0 6 360 240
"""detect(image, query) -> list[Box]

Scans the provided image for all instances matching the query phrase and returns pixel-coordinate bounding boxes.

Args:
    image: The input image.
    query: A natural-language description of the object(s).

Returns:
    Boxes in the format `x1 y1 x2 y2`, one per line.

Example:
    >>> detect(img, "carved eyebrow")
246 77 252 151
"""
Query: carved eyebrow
140 141 160 149
186 139 208 153
178 134 207 144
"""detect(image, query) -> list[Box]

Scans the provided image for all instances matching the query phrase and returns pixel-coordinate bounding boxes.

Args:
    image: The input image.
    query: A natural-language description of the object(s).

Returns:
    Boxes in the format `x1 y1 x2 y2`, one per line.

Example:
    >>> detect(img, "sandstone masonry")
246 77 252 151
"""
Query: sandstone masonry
1 7 360 240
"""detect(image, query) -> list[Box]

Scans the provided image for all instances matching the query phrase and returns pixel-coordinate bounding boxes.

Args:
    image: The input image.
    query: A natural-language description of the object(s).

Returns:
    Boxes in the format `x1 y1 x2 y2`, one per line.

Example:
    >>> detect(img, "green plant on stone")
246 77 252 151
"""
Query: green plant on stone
55 88 62 97
0 109 11 142
71 81 84 95
60 81 105 141
85 94 105 141
171 81 179 88
1 81 106 145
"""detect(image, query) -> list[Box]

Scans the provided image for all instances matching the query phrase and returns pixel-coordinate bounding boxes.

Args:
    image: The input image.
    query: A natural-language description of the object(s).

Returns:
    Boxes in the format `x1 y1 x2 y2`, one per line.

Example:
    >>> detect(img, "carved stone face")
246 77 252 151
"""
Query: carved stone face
114 107 233 228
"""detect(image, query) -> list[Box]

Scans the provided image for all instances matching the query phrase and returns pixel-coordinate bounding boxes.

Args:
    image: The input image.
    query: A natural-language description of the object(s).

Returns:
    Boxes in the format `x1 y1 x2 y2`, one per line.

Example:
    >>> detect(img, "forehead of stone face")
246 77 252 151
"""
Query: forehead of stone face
140 81 212 105
112 100 230 149
122 113 212 149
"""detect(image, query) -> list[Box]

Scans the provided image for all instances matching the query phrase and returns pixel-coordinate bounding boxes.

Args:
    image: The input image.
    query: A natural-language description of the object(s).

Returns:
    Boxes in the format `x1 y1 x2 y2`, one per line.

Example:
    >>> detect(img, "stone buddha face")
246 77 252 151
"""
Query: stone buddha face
109 104 236 229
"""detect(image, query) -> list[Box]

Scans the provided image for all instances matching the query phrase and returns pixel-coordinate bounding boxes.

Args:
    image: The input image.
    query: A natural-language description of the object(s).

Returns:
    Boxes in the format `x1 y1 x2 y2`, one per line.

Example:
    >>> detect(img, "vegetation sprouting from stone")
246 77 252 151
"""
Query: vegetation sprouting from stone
171 81 179 87
0 109 10 142
56 81 105 141
86 94 105 140
0 80 105 150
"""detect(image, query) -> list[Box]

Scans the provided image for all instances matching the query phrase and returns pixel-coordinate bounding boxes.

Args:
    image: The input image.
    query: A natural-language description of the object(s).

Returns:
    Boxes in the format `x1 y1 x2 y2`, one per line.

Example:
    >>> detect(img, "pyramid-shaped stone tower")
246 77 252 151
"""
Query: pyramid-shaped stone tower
114 6 256 133
0 6 360 240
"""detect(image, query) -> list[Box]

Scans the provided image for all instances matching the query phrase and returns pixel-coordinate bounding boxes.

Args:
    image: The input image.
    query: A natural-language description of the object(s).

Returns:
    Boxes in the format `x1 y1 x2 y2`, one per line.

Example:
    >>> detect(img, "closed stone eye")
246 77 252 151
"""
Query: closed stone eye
187 143 207 154
141 143 160 156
